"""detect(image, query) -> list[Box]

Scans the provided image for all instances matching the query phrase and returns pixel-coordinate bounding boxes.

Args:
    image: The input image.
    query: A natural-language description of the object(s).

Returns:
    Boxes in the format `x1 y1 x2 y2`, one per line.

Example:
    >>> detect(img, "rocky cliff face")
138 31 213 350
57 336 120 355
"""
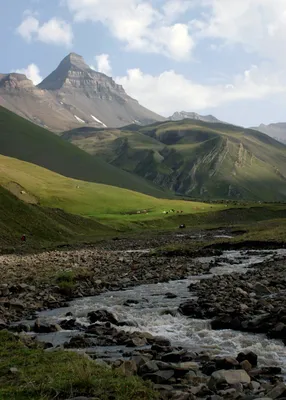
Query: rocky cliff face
0 53 164 132
0 73 35 91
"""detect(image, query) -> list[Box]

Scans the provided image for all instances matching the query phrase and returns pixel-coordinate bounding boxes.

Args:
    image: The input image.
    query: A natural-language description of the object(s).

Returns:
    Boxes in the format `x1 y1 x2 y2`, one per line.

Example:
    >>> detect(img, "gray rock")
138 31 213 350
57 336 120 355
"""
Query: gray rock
139 361 159 375
208 369 251 390
117 360 137 377
143 369 175 384
266 383 286 399
254 283 272 295
34 319 61 333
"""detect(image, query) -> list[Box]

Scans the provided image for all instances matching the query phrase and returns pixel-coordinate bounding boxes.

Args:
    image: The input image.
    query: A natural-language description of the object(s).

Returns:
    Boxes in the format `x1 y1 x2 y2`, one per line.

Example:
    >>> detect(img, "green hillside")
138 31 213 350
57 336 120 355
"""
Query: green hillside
0 185 114 250
63 119 286 201
0 106 170 198
0 154 223 225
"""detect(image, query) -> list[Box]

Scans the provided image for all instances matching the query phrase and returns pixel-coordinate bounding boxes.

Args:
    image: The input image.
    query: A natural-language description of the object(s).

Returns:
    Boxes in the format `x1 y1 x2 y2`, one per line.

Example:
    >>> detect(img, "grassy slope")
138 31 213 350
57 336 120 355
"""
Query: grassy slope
2 155 286 251
0 154 223 219
0 185 114 249
0 332 157 400
63 120 286 201
0 106 170 198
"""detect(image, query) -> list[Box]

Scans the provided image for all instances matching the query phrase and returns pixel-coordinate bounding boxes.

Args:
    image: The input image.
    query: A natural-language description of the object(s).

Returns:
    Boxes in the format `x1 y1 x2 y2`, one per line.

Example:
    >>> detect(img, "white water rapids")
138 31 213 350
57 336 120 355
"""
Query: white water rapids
38 250 286 373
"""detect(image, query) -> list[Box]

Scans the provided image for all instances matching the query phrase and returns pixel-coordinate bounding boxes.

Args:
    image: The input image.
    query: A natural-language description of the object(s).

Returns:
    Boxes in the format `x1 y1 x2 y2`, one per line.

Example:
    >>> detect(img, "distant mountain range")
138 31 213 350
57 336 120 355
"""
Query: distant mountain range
0 53 164 132
169 111 222 124
251 123 286 144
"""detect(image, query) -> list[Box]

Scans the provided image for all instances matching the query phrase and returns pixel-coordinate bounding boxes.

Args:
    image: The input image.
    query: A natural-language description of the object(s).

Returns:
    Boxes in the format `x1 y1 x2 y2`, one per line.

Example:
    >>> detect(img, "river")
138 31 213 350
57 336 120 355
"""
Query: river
36 249 286 374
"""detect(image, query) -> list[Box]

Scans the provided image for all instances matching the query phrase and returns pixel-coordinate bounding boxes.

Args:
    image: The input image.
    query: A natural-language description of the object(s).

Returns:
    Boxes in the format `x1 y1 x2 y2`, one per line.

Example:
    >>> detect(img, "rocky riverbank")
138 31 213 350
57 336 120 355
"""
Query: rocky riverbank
18 308 286 400
0 245 213 324
179 252 286 345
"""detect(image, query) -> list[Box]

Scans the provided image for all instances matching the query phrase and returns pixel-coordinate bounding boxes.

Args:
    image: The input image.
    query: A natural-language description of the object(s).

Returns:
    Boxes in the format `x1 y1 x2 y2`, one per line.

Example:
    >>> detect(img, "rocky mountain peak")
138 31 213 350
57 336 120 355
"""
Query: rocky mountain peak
0 73 35 90
60 52 90 71
170 111 221 123
37 53 125 99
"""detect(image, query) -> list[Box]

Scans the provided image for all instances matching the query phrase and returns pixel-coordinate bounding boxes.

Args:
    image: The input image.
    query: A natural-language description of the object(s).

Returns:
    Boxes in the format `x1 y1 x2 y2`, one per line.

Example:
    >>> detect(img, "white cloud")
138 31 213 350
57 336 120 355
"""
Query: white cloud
17 16 39 42
17 16 73 47
197 0 286 65
95 54 112 76
65 0 194 60
15 63 43 85
116 64 286 116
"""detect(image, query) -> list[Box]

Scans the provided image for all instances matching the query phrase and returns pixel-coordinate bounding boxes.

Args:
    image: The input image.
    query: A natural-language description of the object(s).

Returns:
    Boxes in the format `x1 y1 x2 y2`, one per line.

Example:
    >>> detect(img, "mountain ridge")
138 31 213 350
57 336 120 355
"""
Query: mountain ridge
0 53 164 132
62 118 286 201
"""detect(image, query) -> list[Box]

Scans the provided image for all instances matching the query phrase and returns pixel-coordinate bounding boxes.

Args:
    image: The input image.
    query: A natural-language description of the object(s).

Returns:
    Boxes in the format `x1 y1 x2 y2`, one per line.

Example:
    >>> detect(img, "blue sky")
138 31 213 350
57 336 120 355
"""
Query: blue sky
2 0 286 126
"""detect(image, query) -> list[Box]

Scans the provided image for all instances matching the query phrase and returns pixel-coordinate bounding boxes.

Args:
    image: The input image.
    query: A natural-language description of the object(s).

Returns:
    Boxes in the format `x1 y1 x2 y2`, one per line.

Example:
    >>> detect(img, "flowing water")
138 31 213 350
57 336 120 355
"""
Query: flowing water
37 249 286 373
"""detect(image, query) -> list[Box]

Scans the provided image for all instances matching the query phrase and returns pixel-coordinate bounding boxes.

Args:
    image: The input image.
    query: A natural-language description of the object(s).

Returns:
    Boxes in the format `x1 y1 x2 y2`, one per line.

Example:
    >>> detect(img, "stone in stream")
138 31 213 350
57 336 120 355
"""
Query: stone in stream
165 292 177 299
87 310 119 325
125 336 147 347
34 318 61 333
123 299 139 306
236 351 258 367
215 357 239 370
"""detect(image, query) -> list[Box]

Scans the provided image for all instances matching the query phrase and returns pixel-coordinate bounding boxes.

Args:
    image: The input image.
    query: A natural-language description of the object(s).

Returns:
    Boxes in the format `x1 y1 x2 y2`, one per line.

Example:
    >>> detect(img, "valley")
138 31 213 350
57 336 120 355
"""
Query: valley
1 47 286 400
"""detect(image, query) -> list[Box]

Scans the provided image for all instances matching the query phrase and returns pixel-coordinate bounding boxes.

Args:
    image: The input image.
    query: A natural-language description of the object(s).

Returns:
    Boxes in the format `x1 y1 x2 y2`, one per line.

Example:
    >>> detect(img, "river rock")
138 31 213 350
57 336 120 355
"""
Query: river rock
139 361 160 374
117 360 137 376
236 351 258 367
0 319 8 330
215 357 239 370
132 354 153 368
240 359 252 372
165 292 177 299
208 369 251 390
125 336 147 347
87 310 119 325
143 369 175 384
152 336 171 347
266 383 286 399
34 318 61 333
123 299 139 306
162 350 186 363
254 283 272 295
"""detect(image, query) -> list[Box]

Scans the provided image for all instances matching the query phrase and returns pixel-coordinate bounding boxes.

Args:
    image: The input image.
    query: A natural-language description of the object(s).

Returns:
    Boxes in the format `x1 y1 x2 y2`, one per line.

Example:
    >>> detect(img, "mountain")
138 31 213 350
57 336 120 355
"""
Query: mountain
251 123 286 144
169 111 222 123
0 106 171 198
0 53 164 132
63 119 286 201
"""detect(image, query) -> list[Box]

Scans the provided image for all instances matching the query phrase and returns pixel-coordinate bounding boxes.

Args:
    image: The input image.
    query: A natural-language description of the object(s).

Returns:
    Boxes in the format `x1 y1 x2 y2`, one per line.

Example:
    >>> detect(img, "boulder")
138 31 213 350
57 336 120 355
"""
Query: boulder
139 361 160 375
152 336 171 347
208 369 251 390
143 370 175 384
215 357 239 370
132 354 153 369
240 360 252 372
123 299 139 306
117 360 137 377
34 319 61 333
236 351 258 367
125 337 147 347
162 350 186 363
254 283 272 295
0 319 8 330
266 383 286 399
87 310 118 325
165 293 177 299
